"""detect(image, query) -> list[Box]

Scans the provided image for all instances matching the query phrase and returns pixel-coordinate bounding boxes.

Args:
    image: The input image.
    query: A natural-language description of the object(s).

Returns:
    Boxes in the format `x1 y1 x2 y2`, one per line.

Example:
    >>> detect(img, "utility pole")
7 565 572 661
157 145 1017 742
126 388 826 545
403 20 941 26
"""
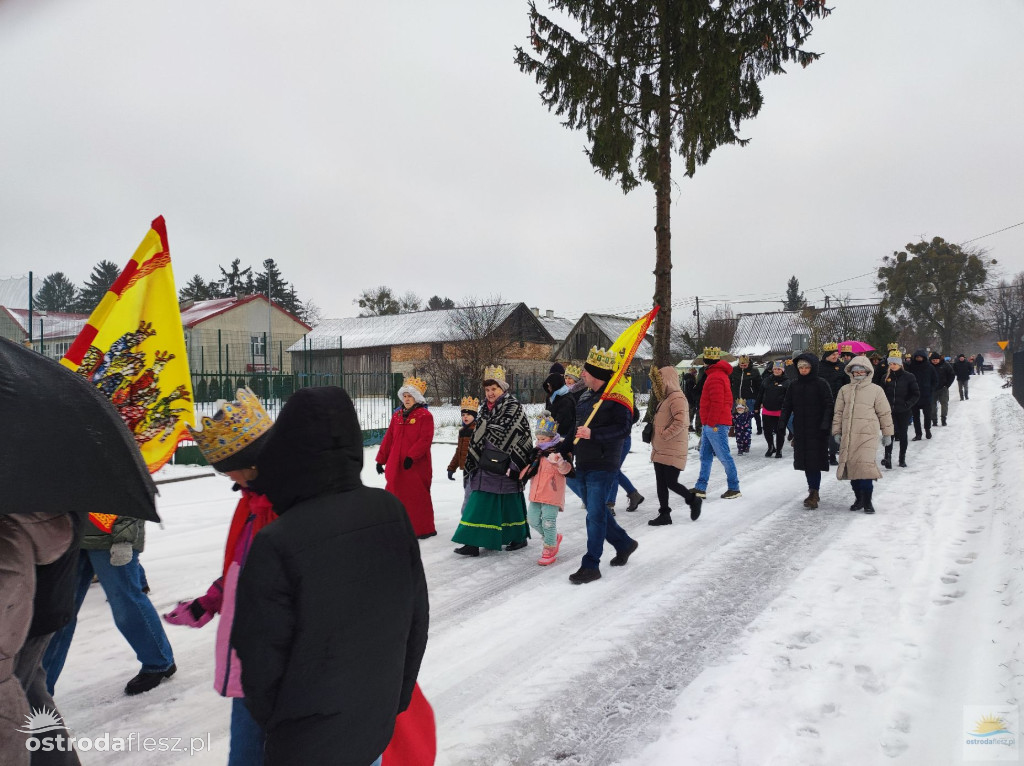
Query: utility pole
693 296 702 350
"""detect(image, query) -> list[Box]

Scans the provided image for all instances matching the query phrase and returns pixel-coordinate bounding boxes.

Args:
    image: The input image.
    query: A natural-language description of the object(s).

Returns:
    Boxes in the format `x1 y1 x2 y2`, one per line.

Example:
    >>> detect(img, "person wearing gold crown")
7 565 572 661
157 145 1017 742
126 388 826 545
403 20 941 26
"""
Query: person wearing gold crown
819 342 845 466
160 388 277 763
693 347 742 500
375 376 437 539
880 346 920 469
452 364 533 557
447 396 479 481
566 347 640 584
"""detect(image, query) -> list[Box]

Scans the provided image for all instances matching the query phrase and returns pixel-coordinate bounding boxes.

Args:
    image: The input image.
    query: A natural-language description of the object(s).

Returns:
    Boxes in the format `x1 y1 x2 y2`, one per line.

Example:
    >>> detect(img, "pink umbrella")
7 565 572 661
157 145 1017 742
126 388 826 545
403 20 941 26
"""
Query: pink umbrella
838 340 875 354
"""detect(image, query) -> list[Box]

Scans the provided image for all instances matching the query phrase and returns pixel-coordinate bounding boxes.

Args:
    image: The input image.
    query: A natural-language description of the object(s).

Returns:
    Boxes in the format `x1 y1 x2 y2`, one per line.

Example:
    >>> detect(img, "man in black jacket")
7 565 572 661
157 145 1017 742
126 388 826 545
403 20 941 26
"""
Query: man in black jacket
568 348 639 585
906 349 939 440
233 387 429 766
952 354 973 400
928 352 955 426
818 343 845 465
731 356 763 434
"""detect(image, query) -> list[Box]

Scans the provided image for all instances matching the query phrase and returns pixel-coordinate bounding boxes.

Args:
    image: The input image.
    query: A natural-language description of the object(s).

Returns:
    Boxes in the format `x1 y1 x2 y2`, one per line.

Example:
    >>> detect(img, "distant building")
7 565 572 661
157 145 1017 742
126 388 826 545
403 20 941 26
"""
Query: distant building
180 295 311 374
0 307 89 360
729 304 882 359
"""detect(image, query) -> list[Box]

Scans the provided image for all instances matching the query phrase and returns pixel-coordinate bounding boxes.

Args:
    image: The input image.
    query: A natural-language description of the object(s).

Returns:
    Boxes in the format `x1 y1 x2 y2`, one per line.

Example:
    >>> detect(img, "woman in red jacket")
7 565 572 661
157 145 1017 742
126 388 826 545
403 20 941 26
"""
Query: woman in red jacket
376 377 437 539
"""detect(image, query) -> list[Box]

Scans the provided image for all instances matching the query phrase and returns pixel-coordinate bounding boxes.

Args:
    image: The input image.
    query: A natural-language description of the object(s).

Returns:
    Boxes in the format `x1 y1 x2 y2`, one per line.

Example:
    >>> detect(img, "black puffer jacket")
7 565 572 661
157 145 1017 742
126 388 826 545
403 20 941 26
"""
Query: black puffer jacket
906 350 939 399
781 353 834 472
818 354 846 400
952 356 973 381
756 371 789 412
882 367 920 413
574 384 631 472
929 354 955 389
234 387 429 766
730 364 762 400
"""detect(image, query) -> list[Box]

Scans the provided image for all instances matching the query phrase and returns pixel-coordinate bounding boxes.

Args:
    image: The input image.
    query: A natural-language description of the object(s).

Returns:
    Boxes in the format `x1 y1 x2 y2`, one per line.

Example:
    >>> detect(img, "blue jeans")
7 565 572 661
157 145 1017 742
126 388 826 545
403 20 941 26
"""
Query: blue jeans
44 549 174 693
578 468 634 570
606 436 637 506
566 475 583 502
851 478 874 493
805 470 821 490
696 425 739 492
230 698 265 766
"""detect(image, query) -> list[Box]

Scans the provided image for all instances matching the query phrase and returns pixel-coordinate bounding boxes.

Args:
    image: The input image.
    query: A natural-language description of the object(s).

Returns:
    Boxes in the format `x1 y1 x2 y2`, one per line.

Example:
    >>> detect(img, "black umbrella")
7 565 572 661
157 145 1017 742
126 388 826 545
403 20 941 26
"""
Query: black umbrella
0 337 159 521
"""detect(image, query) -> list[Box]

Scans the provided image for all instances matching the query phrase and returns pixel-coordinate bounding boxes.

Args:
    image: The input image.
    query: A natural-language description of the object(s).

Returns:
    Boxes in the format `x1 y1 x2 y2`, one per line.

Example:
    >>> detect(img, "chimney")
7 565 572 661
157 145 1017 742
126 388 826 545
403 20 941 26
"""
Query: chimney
545 309 554 318
531 307 540 316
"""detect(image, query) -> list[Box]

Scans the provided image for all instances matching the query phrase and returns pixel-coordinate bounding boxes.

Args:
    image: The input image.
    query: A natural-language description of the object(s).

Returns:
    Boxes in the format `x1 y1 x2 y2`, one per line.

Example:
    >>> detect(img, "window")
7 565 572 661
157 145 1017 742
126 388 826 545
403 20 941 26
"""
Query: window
431 343 443 359
251 335 266 358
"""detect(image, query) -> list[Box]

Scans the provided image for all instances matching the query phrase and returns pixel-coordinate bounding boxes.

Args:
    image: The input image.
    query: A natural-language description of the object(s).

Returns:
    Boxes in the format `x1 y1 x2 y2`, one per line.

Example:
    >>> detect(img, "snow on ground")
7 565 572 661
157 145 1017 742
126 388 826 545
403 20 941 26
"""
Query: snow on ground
52 374 1024 765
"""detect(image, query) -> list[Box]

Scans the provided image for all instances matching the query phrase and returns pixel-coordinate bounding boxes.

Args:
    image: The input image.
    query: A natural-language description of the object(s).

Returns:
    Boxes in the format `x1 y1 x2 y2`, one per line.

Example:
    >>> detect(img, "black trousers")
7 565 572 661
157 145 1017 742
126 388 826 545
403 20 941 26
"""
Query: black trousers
654 462 693 512
912 396 932 437
892 410 911 457
957 379 969 399
762 414 784 451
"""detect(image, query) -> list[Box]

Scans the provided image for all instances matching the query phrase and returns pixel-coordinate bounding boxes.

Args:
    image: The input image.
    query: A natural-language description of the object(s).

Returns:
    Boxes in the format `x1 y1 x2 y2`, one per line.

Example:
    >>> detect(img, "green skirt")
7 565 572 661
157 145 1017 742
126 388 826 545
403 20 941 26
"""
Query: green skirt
452 490 530 550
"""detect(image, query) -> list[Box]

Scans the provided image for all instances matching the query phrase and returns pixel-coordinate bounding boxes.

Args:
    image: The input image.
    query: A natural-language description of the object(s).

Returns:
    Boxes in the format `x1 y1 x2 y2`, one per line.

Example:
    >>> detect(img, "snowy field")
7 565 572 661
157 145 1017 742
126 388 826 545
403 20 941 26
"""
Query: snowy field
52 374 1024 765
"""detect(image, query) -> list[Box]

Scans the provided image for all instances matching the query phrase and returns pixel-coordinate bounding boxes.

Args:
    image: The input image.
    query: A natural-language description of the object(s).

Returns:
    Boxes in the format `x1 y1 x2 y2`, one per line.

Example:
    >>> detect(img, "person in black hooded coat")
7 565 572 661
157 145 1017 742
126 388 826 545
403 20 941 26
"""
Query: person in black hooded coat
232 387 429 766
543 364 577 441
906 349 938 439
780 353 834 509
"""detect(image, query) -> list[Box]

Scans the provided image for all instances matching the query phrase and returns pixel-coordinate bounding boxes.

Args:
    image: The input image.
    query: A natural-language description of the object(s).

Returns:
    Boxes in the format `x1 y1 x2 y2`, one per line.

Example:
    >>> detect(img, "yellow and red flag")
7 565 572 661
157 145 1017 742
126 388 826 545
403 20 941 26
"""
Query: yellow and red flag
600 305 660 415
62 217 195 531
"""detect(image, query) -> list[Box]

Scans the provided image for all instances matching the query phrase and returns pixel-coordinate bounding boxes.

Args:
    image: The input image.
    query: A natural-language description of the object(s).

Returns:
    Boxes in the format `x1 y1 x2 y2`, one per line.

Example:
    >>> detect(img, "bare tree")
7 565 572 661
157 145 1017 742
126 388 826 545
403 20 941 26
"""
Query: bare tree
982 272 1024 358
702 304 736 351
421 296 521 401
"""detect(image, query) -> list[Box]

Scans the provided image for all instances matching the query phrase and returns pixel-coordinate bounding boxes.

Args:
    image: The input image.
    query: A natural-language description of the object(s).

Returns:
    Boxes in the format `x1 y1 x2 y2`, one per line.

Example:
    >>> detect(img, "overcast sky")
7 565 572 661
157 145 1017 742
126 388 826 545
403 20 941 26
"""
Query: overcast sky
1 0 1022 323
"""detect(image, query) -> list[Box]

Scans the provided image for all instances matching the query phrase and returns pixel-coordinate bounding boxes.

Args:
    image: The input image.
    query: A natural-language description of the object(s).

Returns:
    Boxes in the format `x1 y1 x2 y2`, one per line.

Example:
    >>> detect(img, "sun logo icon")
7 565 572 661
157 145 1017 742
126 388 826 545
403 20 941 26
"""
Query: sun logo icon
16 707 67 734
969 714 1011 737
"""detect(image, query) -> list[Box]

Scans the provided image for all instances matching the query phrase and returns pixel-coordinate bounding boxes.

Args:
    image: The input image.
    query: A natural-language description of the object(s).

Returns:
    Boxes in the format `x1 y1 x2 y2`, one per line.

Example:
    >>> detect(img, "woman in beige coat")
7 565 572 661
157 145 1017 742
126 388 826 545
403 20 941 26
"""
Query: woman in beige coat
647 366 703 525
831 355 895 515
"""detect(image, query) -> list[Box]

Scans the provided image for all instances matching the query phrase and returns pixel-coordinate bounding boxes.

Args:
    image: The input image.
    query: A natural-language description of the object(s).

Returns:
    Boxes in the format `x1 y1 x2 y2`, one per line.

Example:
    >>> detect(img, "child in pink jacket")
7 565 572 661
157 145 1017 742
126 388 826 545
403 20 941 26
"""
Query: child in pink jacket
522 413 572 566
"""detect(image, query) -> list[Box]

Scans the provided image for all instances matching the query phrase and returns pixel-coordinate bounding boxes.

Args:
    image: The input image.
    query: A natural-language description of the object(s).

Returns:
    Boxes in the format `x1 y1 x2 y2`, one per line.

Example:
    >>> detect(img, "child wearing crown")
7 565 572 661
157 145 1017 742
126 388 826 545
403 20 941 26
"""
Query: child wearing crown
375 376 437 539
732 399 753 455
520 412 571 565
447 396 479 481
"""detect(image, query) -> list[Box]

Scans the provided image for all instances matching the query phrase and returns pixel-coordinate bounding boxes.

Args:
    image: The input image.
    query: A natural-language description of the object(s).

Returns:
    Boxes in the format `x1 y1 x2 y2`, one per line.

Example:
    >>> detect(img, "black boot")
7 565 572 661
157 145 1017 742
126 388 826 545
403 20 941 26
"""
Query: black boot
862 489 875 514
648 510 673 526
505 539 528 551
881 446 892 470
125 664 177 696
687 493 703 521
850 491 864 511
898 448 907 468
454 545 480 557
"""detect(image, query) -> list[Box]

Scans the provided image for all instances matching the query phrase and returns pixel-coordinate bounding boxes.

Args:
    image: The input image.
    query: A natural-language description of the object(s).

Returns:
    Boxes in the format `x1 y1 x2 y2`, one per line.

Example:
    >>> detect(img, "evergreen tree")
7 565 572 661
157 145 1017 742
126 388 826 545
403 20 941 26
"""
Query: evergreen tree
76 260 122 313
876 237 991 352
216 259 254 298
784 275 807 311
254 259 287 302
179 274 216 302
427 295 456 310
34 272 79 312
516 0 830 365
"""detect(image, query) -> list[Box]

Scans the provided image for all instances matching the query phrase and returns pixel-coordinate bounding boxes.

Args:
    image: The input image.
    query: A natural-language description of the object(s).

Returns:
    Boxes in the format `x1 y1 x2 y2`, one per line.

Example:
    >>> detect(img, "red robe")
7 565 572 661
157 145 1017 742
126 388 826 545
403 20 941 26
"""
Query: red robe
376 404 436 536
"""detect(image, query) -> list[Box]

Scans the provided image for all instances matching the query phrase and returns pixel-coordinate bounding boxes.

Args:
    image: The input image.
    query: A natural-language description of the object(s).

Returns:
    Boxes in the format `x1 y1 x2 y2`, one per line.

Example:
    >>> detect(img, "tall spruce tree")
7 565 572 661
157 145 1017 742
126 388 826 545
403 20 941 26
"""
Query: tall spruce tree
784 275 806 310
179 274 216 302
34 272 79 312
75 260 122 313
516 0 830 364
217 259 254 298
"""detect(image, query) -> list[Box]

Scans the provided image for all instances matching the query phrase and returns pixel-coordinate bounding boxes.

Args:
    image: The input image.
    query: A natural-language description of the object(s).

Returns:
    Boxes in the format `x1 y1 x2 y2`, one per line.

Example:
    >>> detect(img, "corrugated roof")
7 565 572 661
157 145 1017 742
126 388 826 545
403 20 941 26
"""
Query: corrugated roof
2 307 90 339
587 313 655 360
0 277 30 309
179 295 311 330
287 303 523 352
730 311 807 356
536 314 575 343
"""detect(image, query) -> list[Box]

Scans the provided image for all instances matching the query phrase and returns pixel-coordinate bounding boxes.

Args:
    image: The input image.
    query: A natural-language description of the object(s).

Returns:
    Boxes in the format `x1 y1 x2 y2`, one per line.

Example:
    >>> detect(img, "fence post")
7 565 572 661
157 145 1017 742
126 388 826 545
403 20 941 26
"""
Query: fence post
218 329 223 377
339 336 344 389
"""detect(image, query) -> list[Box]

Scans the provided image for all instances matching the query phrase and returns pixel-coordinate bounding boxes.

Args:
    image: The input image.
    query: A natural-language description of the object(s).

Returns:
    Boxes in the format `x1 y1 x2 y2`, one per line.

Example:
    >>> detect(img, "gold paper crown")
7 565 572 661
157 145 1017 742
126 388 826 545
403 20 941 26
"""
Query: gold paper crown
702 346 722 361
563 363 582 380
460 395 480 411
738 355 750 364
585 346 616 371
402 376 428 394
187 389 272 466
887 342 901 354
535 411 557 436
822 341 838 352
838 342 854 354
483 364 507 383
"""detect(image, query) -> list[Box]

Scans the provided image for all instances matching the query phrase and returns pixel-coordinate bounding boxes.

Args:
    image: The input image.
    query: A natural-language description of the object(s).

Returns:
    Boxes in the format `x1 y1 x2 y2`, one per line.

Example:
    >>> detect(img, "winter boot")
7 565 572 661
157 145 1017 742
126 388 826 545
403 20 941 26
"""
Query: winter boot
862 489 875 514
942 416 947 426
803 489 819 509
881 446 893 470
609 539 639 566
505 539 528 551
721 489 742 500
898 447 907 468
648 510 673 526
552 532 563 557
765 446 775 457
454 545 480 557
925 428 932 439
538 545 557 565
687 493 703 521
774 450 784 459
849 491 864 511
625 490 645 512
125 664 177 696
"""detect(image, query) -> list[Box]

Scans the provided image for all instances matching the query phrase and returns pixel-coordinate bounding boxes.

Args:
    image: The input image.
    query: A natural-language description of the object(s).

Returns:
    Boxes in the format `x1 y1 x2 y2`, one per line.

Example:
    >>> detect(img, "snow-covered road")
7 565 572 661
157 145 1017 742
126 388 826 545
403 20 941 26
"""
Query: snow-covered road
53 374 1024 764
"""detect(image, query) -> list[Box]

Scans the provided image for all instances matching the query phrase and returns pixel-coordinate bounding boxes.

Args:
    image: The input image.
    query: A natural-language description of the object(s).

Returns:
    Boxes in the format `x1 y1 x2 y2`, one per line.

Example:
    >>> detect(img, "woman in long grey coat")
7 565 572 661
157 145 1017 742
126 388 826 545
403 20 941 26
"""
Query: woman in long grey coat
832 355 895 515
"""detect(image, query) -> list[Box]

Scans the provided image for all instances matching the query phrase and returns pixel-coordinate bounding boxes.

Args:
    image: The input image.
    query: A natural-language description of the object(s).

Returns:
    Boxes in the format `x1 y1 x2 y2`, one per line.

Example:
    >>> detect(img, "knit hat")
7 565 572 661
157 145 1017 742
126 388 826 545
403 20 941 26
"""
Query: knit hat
397 376 427 405
187 388 273 473
868 351 882 361
549 363 565 375
483 364 509 391
583 346 616 382
929 351 942 361
888 356 904 366
543 371 566 394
